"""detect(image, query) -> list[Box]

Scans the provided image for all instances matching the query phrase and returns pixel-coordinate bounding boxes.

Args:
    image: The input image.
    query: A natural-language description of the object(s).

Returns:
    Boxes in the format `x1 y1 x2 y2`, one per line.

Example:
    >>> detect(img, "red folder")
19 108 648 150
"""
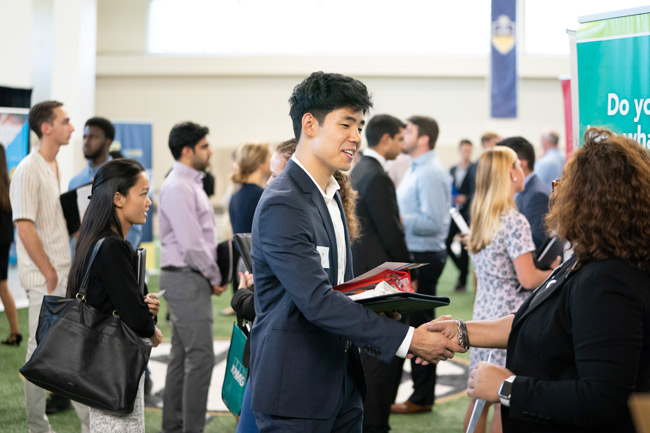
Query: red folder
334 262 425 295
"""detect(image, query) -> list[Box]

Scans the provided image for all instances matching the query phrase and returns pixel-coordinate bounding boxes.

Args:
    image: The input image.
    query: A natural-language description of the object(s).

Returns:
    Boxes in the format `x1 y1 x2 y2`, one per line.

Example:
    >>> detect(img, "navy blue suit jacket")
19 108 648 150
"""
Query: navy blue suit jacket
515 173 551 250
249 160 409 419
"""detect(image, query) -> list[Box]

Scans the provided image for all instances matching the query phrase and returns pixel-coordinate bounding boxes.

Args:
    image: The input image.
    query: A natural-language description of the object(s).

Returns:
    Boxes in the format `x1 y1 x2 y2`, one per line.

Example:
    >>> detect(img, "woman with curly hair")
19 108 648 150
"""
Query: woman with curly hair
431 127 650 433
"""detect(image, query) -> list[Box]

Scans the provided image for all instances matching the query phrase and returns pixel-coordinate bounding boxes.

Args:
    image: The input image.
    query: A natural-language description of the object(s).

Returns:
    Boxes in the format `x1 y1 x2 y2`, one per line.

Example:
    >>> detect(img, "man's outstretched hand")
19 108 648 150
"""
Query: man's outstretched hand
407 315 466 364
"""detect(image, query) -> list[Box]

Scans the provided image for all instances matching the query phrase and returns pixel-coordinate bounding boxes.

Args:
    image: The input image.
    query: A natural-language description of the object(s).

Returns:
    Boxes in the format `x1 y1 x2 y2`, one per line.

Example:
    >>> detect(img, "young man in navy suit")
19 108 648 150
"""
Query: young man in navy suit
249 72 464 432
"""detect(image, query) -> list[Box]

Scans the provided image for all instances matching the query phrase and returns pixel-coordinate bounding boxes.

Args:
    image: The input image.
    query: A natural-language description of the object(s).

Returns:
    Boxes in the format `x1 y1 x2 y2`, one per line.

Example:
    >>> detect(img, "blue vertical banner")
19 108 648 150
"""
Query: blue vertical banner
0 109 30 265
113 122 153 242
491 0 517 118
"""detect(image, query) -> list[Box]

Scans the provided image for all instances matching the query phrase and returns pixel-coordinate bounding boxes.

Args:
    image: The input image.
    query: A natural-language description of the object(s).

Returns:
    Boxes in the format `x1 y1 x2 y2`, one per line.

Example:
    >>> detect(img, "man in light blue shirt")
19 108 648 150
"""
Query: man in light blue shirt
393 115 452 415
68 117 143 250
536 130 565 188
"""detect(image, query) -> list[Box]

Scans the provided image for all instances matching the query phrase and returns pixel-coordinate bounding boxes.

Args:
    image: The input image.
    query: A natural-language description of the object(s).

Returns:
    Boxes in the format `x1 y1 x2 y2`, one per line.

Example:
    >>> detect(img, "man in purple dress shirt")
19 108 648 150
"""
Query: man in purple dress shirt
159 121 227 433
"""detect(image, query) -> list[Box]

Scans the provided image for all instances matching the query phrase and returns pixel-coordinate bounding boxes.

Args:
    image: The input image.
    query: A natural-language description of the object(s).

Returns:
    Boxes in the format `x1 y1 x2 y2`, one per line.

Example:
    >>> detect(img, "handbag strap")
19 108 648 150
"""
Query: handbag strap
77 237 106 298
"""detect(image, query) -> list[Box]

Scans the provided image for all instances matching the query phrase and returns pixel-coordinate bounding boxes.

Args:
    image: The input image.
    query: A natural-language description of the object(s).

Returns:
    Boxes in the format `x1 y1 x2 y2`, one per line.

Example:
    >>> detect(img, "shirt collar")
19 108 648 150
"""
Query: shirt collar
411 149 436 168
172 161 204 183
86 155 113 174
524 171 535 188
363 148 387 171
290 155 340 200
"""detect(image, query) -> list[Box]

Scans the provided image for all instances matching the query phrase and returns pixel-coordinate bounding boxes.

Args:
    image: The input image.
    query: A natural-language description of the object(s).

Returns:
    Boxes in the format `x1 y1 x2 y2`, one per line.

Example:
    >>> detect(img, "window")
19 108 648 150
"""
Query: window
147 0 491 56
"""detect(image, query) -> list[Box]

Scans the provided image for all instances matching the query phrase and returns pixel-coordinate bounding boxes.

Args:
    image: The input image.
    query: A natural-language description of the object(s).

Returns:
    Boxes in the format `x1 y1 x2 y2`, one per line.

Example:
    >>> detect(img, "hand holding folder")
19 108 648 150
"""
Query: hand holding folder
334 262 450 314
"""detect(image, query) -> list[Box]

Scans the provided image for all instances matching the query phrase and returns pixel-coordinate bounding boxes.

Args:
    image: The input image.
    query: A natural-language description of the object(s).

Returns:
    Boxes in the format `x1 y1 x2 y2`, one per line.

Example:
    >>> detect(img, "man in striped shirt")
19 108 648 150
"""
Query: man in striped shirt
10 100 90 433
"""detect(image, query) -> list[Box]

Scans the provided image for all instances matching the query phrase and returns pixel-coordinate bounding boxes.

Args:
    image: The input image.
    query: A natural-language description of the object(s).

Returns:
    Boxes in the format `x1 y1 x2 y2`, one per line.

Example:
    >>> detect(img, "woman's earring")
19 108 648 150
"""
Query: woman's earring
513 177 518 181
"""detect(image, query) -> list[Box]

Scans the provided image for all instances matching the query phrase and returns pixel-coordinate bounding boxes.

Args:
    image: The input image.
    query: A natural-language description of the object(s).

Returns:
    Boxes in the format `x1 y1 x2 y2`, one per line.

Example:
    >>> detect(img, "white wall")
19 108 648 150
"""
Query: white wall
93 0 570 201
0 0 32 88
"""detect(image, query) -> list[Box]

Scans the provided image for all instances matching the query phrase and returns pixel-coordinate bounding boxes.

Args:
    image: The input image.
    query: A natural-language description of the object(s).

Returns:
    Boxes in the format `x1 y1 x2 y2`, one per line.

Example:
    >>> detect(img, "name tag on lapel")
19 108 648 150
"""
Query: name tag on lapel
316 246 330 269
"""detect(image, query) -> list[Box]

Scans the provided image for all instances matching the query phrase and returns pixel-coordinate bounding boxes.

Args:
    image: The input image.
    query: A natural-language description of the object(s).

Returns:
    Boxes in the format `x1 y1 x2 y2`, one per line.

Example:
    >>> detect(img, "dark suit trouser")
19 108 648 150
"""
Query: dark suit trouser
361 351 405 433
445 222 469 287
254 351 363 433
407 250 446 406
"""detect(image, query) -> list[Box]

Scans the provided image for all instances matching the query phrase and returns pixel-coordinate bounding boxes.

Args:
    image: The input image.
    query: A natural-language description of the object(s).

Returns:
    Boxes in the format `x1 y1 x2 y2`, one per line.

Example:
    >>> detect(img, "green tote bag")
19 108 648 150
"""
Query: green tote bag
222 322 249 415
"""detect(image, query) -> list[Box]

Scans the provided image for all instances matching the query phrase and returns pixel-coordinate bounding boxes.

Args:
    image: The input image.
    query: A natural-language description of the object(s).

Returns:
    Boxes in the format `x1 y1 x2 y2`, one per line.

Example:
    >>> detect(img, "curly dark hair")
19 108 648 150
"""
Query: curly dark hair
545 127 650 272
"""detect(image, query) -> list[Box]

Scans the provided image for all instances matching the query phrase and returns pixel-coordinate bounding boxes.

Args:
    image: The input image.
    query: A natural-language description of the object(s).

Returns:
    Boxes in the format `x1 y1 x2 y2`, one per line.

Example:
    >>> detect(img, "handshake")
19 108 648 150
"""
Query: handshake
406 315 468 365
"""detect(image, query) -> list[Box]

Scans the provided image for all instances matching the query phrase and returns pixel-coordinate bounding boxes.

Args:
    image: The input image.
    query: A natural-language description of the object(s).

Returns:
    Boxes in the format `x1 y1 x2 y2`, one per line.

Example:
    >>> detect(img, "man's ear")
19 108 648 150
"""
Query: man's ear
40 122 51 137
302 113 317 138
378 132 392 148
113 191 124 208
181 146 194 160
520 159 529 172
419 134 430 150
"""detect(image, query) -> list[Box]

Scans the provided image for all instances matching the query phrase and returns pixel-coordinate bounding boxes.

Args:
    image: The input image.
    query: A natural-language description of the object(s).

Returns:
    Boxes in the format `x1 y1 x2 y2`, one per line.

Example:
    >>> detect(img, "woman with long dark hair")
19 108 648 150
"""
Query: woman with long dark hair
66 158 162 432
0 144 20 346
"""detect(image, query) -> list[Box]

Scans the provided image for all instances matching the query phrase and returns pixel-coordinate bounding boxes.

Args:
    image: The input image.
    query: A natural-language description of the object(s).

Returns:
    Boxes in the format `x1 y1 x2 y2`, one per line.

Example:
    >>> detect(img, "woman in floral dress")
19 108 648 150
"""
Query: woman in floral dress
466 147 559 433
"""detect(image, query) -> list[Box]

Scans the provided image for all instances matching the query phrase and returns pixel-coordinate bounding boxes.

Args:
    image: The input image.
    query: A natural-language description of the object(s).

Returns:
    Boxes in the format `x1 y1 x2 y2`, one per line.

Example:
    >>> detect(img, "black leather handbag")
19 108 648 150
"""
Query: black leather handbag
20 238 152 416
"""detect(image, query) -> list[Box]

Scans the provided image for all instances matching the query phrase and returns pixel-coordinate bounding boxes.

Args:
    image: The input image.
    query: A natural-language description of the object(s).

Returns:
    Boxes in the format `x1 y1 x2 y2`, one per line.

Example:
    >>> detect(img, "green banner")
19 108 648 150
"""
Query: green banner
577 12 650 149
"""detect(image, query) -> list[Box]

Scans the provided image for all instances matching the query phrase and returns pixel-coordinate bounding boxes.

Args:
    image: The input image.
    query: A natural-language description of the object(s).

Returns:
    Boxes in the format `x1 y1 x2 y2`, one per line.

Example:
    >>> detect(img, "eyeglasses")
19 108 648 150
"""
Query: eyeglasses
552 179 560 194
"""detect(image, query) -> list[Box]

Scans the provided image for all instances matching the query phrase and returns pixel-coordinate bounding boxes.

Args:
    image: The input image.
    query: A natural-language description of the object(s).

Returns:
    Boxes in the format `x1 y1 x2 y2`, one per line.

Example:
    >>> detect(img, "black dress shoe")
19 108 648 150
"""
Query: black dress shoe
46 393 73 414
1 333 22 346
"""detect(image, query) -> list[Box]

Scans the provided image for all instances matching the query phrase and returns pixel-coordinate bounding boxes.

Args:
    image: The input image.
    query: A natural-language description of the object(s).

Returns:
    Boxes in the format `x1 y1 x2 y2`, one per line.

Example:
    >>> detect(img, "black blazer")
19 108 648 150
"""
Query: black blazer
350 155 411 275
503 257 650 433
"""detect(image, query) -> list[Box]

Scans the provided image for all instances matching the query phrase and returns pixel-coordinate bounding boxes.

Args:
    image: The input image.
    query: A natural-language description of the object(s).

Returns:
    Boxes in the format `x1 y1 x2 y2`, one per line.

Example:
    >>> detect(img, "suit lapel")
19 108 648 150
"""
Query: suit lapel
286 160 339 284
513 256 578 328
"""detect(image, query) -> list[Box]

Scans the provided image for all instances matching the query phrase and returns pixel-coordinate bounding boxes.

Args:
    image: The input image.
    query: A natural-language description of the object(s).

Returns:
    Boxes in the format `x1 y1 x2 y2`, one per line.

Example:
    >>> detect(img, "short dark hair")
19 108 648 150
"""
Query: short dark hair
289 71 373 141
168 121 209 160
498 136 536 171
365 114 405 148
459 139 473 147
407 115 439 149
28 100 63 138
85 117 115 141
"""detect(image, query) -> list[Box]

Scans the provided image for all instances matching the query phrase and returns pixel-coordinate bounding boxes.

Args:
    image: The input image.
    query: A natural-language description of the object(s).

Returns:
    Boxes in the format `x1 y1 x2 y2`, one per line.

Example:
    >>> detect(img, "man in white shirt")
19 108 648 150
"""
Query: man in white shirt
11 100 90 433
249 72 464 432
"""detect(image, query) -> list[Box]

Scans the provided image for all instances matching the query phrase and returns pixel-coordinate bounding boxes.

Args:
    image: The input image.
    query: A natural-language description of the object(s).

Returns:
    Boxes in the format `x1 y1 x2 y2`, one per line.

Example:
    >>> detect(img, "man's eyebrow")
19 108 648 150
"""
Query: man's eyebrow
342 115 363 124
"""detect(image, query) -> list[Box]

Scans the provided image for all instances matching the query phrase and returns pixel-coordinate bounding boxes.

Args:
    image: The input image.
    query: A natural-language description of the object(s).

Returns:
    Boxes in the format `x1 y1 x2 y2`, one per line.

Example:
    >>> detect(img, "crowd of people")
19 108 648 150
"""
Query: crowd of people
2 71 649 433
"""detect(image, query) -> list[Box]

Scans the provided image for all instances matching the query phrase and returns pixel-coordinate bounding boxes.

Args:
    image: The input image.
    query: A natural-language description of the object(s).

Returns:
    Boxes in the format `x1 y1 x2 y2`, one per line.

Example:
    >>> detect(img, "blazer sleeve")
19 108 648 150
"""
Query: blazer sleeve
231 288 256 322
256 196 409 363
520 190 549 250
508 265 647 428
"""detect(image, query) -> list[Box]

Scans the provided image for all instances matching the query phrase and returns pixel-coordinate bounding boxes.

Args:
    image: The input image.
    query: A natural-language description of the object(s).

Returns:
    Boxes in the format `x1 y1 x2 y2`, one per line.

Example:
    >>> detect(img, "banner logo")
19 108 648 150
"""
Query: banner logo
492 15 515 55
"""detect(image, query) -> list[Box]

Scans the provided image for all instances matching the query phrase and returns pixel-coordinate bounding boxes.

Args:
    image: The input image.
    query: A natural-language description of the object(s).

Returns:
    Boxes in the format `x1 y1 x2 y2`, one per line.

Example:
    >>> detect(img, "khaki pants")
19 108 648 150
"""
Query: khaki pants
24 286 90 433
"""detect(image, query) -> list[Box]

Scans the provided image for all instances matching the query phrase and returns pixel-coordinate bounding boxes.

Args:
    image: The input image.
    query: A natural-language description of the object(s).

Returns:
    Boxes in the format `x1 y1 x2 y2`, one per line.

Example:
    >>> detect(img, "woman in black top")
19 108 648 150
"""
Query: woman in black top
0 144 20 346
66 159 162 432
430 127 650 433
229 142 271 234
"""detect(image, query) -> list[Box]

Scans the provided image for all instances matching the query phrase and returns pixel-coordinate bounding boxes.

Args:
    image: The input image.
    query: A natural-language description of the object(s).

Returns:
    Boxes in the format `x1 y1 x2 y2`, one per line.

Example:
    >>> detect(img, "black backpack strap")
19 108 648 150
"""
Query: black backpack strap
76 237 106 298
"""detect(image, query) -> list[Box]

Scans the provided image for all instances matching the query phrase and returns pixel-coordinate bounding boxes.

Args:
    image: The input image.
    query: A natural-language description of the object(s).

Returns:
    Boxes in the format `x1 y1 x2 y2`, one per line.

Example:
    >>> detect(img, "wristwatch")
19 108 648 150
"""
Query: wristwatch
498 375 516 407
